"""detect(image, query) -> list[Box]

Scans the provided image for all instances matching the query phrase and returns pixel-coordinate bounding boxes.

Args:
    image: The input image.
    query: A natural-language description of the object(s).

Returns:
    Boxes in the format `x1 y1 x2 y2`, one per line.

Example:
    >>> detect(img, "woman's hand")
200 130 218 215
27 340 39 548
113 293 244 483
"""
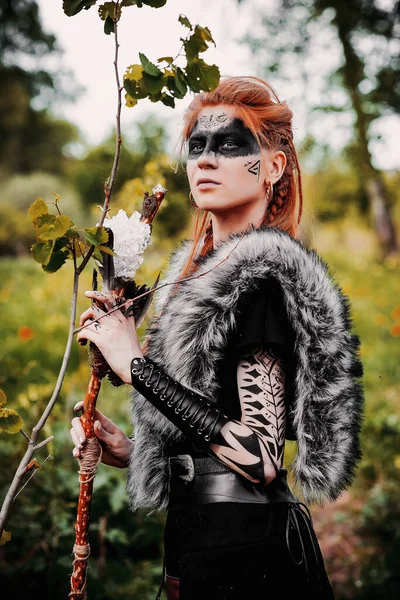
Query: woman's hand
76 290 143 384
70 401 133 468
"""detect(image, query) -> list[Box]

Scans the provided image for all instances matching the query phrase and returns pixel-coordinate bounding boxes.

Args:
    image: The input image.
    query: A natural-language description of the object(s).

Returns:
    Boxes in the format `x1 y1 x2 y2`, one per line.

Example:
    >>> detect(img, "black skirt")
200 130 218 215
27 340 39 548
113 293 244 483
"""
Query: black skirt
164 495 335 600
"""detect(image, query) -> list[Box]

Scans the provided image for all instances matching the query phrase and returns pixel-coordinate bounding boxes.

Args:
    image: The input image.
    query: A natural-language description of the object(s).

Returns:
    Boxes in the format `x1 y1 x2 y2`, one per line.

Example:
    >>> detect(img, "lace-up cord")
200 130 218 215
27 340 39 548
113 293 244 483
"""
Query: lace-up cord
286 502 323 590
134 358 224 442
152 369 163 394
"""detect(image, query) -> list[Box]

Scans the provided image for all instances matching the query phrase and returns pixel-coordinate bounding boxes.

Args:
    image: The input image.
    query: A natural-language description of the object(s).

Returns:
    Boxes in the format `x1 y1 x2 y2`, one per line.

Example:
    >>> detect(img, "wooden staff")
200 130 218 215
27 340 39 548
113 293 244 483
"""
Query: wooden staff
69 185 167 599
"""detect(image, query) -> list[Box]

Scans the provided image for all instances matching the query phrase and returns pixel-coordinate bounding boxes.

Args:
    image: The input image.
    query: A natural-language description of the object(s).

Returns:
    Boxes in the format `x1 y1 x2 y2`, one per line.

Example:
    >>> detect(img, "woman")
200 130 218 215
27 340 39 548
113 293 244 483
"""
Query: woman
71 76 364 599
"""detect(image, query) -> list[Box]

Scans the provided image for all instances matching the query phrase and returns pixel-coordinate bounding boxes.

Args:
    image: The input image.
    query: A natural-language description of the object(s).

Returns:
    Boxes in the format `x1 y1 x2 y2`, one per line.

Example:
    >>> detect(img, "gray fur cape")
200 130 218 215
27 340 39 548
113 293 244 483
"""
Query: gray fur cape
127 226 364 510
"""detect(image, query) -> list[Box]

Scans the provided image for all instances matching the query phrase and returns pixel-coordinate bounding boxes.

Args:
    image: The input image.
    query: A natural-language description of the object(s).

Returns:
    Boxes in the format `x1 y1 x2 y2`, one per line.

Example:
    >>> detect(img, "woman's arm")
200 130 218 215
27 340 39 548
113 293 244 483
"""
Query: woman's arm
209 347 286 485
129 349 286 486
76 290 286 483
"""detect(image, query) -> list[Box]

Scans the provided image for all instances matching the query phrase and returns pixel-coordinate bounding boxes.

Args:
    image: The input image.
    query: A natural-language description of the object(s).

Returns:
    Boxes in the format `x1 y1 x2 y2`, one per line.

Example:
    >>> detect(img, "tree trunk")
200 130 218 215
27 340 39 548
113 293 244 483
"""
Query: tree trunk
336 16 398 258
367 175 398 258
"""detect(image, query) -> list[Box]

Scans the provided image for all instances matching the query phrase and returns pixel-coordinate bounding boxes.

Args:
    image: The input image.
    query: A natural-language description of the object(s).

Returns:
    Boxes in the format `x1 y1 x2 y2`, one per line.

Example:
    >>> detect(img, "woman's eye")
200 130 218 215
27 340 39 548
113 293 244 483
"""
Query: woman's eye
221 140 239 150
189 143 203 154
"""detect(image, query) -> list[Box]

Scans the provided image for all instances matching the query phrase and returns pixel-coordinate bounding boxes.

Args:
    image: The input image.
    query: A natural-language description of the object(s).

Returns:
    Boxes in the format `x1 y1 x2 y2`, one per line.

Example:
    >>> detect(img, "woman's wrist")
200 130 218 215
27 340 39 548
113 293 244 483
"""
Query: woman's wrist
115 437 134 468
121 350 144 384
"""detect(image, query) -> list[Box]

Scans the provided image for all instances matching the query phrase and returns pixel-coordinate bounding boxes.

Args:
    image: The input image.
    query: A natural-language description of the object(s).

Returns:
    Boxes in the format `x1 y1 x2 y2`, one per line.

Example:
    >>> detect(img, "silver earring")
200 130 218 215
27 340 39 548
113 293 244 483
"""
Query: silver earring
265 181 273 202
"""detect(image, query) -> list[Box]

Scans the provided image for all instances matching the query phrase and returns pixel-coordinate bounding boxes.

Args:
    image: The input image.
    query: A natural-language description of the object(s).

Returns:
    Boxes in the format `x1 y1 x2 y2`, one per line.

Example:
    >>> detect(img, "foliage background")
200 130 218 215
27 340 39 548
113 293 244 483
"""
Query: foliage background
1 1 399 599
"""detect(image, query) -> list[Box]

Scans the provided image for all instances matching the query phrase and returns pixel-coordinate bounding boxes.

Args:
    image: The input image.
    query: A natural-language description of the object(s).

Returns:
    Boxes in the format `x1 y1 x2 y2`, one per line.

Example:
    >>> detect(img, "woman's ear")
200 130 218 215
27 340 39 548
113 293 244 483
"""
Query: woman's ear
264 149 287 184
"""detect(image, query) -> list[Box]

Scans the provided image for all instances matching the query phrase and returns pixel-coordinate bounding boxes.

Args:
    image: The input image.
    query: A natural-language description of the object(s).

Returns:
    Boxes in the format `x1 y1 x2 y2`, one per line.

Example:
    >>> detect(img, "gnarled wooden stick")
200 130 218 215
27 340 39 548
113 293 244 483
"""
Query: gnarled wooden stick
69 185 167 599
69 374 102 599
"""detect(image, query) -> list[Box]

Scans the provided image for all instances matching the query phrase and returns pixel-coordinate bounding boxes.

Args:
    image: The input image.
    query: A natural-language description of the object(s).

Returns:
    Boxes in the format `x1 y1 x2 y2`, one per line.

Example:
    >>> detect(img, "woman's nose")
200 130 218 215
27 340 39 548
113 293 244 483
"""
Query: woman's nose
197 151 218 169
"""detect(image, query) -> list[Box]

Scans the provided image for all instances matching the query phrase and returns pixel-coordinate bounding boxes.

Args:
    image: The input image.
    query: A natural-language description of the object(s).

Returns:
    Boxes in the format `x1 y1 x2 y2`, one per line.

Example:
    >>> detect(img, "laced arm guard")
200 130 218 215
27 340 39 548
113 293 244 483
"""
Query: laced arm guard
130 356 229 448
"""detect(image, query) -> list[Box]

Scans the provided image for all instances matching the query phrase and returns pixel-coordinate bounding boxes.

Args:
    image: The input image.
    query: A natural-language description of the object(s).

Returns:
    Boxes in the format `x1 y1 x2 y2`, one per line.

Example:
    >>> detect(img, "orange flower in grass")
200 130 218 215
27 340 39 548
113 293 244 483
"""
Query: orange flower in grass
18 325 35 341
390 323 400 337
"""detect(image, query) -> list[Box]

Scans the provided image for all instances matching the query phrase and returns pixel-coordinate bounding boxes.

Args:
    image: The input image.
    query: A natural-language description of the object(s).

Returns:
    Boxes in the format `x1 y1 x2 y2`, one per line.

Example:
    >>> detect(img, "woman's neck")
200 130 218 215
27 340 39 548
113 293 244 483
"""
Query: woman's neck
211 201 266 247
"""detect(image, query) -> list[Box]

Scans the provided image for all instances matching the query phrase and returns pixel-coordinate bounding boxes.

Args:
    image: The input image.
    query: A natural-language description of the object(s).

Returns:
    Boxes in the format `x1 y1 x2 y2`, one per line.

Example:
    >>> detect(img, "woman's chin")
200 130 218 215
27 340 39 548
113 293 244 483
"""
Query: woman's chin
195 197 236 213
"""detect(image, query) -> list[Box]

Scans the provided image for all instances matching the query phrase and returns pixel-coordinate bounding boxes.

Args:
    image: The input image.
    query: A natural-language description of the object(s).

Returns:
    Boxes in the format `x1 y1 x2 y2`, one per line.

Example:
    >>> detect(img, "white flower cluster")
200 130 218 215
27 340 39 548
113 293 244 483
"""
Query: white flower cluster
103 209 152 279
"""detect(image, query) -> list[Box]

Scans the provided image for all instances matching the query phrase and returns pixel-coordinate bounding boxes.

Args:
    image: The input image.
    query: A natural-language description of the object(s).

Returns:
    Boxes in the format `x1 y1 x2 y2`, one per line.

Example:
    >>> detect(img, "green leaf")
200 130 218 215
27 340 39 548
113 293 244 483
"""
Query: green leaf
195 25 214 46
97 244 117 256
98 1 121 20
92 249 103 262
186 59 220 93
139 53 163 77
62 0 97 17
65 226 80 239
98 1 120 33
174 67 187 97
141 0 167 6
157 56 174 64
52 192 62 203
125 93 138 107
183 27 212 62
31 240 55 266
179 14 192 29
148 91 162 103
160 93 175 108
84 226 109 246
104 15 115 34
0 531 11 546
142 71 164 94
0 407 23 434
123 0 167 6
29 197 48 225
123 76 148 100
36 214 53 228
42 249 70 273
124 64 144 81
37 215 74 241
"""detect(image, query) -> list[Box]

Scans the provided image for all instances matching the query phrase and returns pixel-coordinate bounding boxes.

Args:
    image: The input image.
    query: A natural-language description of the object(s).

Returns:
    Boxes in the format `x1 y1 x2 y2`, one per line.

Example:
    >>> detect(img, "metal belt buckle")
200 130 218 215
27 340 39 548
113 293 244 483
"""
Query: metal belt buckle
169 454 195 483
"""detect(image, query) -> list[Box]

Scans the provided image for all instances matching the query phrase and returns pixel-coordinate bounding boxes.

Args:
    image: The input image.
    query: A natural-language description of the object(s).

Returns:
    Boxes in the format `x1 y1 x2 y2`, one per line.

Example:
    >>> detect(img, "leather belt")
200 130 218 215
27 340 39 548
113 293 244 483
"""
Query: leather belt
169 454 229 481
168 455 298 507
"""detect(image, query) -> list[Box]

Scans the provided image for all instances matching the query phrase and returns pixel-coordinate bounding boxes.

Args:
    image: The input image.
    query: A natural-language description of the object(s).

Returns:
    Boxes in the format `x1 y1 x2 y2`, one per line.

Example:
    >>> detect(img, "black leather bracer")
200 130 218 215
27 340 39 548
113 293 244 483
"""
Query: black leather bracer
130 356 229 447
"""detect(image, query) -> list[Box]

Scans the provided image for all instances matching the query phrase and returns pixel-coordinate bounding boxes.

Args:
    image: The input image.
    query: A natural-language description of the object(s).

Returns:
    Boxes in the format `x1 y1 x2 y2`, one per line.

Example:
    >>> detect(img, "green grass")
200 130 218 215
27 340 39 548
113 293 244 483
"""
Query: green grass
318 245 400 414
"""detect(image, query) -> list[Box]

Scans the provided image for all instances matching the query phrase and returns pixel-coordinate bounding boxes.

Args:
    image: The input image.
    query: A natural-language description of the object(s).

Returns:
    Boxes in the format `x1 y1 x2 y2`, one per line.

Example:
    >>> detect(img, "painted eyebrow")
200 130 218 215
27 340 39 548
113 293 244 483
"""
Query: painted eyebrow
188 130 248 143
188 134 205 142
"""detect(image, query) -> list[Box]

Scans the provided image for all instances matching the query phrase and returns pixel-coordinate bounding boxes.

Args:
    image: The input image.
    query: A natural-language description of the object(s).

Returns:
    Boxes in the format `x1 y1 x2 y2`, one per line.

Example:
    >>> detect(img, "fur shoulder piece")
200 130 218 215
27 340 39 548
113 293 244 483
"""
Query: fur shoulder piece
127 227 364 510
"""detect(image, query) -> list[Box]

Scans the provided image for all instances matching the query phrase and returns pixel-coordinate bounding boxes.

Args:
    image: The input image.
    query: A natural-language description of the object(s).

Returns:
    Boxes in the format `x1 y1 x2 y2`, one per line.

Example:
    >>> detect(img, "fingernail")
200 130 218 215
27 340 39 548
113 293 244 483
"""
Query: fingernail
79 436 84 444
73 448 79 457
96 422 102 433
74 403 81 411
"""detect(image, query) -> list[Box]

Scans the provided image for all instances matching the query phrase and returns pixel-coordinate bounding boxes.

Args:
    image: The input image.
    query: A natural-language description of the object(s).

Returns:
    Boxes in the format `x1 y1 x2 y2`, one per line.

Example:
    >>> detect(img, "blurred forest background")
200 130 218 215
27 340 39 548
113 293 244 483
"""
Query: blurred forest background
0 1 399 598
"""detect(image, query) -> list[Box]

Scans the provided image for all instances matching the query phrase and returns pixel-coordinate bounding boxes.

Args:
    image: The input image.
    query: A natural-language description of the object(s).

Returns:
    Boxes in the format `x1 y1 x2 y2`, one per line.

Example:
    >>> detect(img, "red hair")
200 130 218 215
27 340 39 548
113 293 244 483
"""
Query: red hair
178 76 303 280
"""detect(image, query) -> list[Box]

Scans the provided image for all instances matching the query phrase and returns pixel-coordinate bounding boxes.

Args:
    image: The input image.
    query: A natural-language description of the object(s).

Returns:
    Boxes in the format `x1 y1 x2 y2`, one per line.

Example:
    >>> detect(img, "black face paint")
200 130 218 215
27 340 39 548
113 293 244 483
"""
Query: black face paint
246 159 261 182
187 117 260 161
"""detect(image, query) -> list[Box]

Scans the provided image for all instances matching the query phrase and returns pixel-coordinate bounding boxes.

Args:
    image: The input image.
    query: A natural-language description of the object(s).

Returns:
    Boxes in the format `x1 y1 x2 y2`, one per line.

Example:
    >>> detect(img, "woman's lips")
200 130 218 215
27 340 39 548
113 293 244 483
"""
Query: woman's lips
197 179 221 188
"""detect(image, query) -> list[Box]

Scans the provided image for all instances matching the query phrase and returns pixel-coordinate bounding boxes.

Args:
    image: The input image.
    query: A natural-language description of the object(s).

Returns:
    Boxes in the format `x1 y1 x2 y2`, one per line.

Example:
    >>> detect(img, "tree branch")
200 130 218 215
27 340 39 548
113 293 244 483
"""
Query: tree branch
77 5 123 275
